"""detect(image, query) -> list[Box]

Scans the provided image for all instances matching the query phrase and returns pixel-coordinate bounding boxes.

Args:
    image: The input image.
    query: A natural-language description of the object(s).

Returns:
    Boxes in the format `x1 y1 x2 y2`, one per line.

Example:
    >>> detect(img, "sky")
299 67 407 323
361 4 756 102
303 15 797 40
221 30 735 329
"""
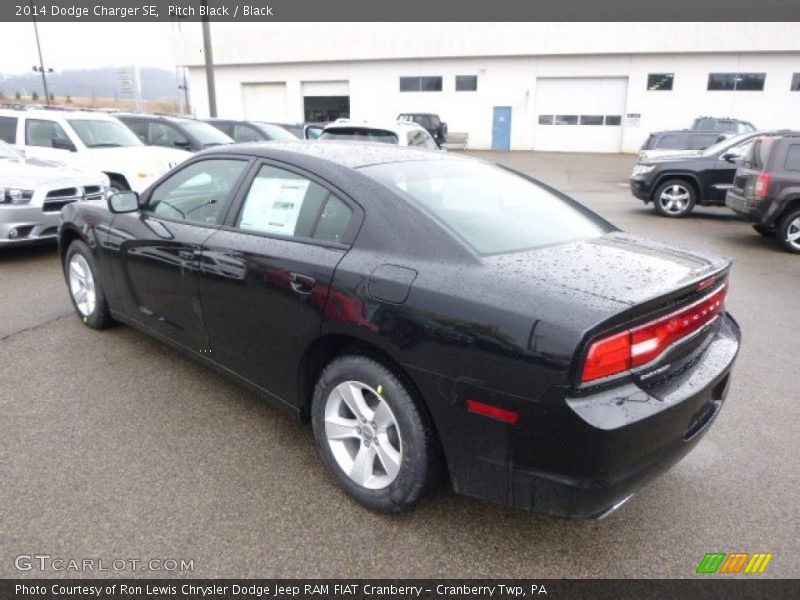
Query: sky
0 21 240 74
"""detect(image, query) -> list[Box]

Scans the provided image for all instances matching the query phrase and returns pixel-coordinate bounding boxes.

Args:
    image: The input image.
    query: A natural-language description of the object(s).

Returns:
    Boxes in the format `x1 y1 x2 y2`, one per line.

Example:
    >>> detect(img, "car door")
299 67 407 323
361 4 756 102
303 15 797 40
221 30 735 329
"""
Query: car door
197 161 361 403
110 157 251 350
22 117 79 162
706 139 755 201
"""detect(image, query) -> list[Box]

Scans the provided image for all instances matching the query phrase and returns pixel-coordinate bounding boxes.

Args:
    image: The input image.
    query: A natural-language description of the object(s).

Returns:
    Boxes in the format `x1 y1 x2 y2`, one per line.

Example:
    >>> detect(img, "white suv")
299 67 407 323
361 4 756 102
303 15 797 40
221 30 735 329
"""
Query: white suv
0 109 191 193
318 120 440 150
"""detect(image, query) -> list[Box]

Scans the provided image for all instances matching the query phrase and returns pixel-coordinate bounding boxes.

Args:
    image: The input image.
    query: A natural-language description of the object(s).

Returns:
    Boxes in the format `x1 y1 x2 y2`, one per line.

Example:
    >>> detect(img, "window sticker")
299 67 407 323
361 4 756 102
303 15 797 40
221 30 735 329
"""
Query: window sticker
239 177 310 236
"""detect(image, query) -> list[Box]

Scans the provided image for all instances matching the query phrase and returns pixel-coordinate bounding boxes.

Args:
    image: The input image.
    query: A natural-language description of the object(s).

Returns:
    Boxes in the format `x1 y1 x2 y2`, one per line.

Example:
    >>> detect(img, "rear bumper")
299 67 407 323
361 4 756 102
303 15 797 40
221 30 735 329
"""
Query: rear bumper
412 313 741 519
725 191 773 227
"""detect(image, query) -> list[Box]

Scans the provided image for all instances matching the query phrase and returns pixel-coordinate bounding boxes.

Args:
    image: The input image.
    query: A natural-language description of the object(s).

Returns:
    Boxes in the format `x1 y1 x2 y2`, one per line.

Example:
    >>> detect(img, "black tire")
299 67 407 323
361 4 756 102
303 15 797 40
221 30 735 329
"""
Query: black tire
64 240 113 329
311 354 437 513
653 179 697 218
752 224 776 237
777 208 800 254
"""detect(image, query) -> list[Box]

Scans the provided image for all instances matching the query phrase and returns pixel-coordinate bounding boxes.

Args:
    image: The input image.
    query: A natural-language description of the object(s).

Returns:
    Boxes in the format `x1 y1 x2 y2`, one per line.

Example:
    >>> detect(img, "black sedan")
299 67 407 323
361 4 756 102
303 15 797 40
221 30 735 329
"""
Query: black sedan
59 142 740 518
630 130 785 217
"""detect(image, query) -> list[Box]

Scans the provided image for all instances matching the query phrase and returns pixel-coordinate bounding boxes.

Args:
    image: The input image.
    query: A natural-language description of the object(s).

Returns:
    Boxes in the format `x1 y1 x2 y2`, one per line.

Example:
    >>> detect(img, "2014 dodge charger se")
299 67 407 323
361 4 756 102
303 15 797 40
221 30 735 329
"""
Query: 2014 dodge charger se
58 142 740 518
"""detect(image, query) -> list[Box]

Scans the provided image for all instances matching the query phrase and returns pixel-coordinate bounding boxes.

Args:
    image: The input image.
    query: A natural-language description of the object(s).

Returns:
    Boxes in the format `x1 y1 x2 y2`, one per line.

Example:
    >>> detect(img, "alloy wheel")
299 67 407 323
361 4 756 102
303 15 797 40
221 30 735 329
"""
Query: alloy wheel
658 184 692 215
785 217 800 250
324 380 403 490
68 254 97 317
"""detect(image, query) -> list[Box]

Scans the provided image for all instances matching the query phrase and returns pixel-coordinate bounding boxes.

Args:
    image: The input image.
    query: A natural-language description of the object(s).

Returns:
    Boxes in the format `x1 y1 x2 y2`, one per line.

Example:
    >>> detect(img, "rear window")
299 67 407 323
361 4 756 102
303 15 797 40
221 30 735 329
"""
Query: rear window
319 128 399 144
744 138 776 169
655 134 689 150
785 145 800 172
362 160 609 255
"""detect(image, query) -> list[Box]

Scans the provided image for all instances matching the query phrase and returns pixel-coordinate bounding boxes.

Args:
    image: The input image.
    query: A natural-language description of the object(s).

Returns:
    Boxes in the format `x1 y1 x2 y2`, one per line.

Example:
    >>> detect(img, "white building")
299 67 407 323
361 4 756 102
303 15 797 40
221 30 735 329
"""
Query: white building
171 23 800 153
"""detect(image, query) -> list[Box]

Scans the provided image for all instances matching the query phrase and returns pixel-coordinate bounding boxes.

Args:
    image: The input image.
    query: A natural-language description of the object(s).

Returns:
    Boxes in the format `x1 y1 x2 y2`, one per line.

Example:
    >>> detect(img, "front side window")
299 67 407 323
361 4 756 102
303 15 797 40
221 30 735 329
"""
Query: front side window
689 134 723 150
236 164 352 243
67 119 141 147
363 160 609 255
25 119 73 149
707 73 766 91
647 73 674 91
147 122 190 148
147 159 247 225
0 117 18 144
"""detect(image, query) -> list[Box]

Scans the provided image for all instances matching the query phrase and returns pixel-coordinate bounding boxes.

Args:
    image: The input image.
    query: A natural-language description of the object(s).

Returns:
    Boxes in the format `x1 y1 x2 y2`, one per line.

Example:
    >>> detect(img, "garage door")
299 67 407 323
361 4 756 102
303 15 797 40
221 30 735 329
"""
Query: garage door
534 78 628 153
241 82 288 121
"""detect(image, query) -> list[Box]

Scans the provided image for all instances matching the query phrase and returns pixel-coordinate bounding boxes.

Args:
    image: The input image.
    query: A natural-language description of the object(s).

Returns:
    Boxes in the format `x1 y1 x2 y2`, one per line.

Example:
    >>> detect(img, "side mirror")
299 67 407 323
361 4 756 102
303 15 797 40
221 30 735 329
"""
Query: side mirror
52 138 76 152
107 190 140 214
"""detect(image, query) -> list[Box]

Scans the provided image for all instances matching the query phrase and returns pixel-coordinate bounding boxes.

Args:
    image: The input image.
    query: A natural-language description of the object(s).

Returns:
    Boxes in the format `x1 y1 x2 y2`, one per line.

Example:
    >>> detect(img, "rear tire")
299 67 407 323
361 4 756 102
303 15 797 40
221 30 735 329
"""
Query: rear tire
64 240 113 329
777 208 800 254
752 224 775 237
653 179 696 218
311 354 437 513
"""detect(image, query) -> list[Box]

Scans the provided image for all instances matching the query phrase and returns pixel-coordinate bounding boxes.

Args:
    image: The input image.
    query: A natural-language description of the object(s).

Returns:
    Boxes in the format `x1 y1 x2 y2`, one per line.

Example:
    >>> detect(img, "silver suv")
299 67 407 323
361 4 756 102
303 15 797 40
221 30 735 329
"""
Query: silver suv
0 141 108 246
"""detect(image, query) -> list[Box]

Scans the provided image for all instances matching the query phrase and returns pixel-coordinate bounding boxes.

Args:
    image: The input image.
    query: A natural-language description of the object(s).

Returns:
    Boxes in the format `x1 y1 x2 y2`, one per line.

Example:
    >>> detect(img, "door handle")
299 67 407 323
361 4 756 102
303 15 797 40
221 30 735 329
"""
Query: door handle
289 272 316 295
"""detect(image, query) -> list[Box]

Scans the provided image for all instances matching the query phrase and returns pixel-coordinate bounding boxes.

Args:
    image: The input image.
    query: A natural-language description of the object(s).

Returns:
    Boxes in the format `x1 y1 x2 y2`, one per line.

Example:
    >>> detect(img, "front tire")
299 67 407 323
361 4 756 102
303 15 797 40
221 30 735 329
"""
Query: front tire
777 208 800 254
311 355 436 512
653 179 696 218
64 240 113 329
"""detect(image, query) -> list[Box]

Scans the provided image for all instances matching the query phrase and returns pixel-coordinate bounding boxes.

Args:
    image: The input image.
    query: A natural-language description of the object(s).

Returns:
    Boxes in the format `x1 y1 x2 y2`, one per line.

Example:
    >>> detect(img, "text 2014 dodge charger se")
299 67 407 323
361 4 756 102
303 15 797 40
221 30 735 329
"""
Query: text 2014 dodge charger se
59 142 740 518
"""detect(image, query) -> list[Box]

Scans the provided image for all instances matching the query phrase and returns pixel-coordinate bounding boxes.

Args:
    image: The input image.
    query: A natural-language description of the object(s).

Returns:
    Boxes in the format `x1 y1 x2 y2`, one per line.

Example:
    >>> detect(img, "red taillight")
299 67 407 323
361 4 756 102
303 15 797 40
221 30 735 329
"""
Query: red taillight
581 284 727 383
754 172 772 198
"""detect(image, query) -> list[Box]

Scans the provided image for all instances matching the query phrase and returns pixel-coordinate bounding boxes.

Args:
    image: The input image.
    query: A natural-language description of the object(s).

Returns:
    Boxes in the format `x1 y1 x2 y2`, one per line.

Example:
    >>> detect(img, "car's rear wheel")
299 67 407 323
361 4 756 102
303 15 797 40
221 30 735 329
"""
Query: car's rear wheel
777 208 800 254
752 224 776 237
65 240 113 328
653 179 696 218
311 354 436 512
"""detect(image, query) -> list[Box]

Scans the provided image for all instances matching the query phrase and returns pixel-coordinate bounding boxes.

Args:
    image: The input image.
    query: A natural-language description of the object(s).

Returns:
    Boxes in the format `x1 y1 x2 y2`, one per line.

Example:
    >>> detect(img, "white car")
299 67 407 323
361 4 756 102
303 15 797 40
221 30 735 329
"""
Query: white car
0 108 191 193
318 119 440 150
0 141 109 246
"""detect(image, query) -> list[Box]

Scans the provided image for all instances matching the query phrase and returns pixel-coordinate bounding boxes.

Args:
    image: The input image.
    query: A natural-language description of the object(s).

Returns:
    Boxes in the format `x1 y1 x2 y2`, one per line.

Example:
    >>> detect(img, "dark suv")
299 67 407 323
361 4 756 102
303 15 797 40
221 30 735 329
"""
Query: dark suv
117 114 233 152
630 131 787 218
726 133 800 253
639 130 729 160
397 113 447 146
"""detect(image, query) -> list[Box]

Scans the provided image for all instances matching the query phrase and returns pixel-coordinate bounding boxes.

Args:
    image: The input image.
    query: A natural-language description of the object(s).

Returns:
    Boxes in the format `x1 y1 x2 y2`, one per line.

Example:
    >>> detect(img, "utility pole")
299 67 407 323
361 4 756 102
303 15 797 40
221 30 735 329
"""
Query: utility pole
201 1 217 117
30 1 51 102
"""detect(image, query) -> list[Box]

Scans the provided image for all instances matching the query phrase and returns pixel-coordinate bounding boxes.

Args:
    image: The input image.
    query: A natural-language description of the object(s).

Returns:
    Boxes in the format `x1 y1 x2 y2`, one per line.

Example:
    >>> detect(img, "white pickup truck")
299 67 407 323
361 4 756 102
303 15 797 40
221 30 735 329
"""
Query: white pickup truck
0 108 190 193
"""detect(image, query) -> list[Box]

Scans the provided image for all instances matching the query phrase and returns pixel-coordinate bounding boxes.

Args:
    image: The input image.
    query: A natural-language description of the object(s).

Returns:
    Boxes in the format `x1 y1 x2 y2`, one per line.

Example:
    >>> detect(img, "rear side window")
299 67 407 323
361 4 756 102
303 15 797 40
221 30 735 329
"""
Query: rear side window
233 124 262 143
148 122 189 148
655 134 689 150
363 160 609 255
784 145 800 172
236 164 353 244
0 116 18 143
123 119 148 143
745 138 775 169
689 134 723 150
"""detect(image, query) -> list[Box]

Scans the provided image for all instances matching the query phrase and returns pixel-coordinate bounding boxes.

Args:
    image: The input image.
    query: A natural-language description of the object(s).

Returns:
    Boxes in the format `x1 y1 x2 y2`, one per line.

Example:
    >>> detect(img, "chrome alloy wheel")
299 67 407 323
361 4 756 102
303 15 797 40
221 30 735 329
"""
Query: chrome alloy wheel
658 184 692 215
324 381 403 490
68 254 97 317
785 216 800 250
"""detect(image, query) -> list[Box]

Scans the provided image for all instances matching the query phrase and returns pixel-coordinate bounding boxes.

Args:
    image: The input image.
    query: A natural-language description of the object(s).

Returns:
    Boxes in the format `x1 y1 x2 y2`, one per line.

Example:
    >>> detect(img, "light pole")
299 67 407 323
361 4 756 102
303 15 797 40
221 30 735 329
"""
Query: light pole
201 0 217 117
30 1 52 102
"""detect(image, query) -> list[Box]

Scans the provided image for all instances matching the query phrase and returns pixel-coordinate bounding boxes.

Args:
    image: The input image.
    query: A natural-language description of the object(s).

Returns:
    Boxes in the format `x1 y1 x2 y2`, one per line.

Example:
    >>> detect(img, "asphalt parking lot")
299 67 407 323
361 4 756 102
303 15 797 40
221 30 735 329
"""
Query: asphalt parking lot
1 151 798 579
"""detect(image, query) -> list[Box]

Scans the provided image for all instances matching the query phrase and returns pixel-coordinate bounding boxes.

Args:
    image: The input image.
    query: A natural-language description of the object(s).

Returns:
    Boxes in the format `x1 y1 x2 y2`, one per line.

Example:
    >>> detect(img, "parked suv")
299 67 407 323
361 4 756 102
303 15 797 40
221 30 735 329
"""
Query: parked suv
691 117 756 134
397 113 447 146
726 132 800 253
639 130 728 160
319 120 439 150
117 114 233 152
0 108 190 192
630 131 786 217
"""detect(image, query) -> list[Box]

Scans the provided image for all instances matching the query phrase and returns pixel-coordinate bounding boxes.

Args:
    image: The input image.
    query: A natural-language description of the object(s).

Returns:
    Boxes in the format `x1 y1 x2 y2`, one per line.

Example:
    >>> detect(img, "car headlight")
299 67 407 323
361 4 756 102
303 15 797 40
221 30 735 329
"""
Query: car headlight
632 164 656 177
0 187 34 205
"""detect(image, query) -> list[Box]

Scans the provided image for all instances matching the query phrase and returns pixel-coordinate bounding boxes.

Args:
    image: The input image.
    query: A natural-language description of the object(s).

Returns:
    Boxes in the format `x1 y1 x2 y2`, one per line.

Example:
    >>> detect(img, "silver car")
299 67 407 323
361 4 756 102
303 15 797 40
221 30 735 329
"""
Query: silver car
0 142 109 245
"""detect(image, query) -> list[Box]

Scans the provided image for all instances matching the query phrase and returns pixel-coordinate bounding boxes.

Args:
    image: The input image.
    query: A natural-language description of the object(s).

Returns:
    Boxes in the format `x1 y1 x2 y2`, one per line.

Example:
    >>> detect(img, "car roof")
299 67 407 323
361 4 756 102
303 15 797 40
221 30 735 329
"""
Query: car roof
116 113 196 124
0 108 118 121
322 119 426 135
206 139 463 169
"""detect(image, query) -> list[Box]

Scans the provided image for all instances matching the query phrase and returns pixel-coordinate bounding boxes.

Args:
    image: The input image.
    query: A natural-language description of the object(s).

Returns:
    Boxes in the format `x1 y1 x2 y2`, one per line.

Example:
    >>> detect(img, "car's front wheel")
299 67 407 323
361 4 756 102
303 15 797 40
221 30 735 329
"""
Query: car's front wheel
64 240 113 328
653 179 696 218
777 208 800 254
311 355 437 512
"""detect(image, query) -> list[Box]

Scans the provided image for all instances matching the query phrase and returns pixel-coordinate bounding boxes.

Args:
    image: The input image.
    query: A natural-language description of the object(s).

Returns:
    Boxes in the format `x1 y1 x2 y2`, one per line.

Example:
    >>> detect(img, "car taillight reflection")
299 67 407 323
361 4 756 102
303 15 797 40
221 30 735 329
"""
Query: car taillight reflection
581 284 727 383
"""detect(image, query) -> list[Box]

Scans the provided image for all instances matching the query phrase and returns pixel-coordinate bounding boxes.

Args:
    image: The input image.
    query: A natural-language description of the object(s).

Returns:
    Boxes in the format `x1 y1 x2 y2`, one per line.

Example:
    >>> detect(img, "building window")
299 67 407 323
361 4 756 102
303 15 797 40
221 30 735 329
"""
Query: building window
554 115 578 125
399 76 443 92
538 115 554 125
707 73 766 91
647 73 674 91
791 73 800 91
455 75 478 91
579 115 604 126
604 115 622 126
